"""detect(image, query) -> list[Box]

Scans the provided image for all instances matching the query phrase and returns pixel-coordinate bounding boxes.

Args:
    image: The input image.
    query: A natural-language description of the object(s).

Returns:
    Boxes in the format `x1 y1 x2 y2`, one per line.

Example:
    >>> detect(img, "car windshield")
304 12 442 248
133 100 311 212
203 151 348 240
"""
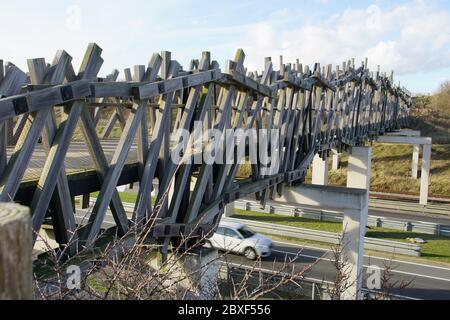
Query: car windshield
238 226 255 239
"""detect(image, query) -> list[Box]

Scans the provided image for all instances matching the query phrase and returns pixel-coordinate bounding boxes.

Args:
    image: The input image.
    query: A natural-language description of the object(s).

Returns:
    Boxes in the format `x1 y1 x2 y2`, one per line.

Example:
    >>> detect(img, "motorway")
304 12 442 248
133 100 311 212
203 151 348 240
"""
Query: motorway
368 208 450 226
226 241 450 300
75 209 450 300
246 199 450 226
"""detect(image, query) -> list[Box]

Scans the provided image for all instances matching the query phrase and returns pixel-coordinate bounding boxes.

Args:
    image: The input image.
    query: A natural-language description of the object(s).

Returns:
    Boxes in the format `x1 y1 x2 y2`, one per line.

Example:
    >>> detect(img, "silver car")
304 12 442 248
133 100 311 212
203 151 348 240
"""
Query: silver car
206 221 273 260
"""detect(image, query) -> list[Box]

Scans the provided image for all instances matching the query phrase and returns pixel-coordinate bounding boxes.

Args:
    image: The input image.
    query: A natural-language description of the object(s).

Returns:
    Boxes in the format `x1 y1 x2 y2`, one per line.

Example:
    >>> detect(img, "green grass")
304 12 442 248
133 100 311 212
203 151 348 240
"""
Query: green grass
91 191 136 204
366 229 450 264
91 191 155 205
233 209 450 263
314 143 450 197
235 209 342 233
236 143 450 197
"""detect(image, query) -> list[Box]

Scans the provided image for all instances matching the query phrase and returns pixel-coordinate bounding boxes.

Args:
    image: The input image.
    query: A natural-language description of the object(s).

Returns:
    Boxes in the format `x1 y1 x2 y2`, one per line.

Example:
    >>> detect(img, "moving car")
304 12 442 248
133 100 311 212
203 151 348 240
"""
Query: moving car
206 220 273 260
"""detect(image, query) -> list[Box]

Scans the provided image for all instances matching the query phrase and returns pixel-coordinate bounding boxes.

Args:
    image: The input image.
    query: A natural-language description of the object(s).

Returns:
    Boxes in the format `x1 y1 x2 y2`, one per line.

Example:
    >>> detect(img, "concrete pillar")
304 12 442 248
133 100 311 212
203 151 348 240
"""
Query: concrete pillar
347 147 372 192
420 144 431 206
332 152 340 171
377 134 432 206
149 248 220 300
80 194 90 209
224 202 235 218
312 154 329 185
342 205 368 300
412 145 420 179
278 185 368 300
183 248 220 300
345 146 371 300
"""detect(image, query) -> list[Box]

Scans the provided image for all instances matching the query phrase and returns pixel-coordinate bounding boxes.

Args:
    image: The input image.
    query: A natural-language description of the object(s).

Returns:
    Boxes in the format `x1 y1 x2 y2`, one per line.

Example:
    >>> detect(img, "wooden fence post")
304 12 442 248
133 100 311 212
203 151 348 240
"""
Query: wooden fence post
0 203 33 300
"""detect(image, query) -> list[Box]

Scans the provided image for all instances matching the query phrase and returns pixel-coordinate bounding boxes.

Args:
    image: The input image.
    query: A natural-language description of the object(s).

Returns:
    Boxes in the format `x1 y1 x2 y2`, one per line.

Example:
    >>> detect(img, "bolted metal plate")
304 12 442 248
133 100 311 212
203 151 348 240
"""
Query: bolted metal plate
60 85 74 101
13 96 29 115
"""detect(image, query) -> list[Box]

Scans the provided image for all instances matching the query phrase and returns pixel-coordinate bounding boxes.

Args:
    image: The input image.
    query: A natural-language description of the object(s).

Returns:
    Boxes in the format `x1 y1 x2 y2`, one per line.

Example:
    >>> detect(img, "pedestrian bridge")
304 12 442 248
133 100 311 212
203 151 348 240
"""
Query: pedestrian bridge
0 43 411 256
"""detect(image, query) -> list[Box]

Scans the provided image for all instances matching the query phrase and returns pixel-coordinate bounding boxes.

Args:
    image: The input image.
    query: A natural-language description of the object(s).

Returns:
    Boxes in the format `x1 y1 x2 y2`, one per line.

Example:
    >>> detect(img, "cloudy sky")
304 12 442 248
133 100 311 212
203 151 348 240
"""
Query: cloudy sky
1 0 449 94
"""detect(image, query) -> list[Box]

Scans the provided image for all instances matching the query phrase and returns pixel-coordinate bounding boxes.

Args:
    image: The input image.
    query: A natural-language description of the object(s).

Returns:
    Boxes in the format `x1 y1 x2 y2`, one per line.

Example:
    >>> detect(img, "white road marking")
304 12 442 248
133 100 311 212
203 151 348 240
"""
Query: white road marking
273 240 450 272
272 247 450 282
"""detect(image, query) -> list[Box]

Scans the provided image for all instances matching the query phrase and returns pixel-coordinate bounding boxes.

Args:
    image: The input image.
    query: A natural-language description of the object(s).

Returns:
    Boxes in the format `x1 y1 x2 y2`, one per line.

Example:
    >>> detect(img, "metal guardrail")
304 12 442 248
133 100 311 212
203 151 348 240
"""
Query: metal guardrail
85 198 424 256
235 200 450 237
369 198 450 216
224 217 422 257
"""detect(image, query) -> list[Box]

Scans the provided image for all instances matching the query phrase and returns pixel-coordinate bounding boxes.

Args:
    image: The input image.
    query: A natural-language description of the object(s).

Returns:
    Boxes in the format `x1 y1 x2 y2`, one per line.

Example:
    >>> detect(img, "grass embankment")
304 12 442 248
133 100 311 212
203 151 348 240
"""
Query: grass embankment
234 209 450 264
303 143 450 197
236 142 450 197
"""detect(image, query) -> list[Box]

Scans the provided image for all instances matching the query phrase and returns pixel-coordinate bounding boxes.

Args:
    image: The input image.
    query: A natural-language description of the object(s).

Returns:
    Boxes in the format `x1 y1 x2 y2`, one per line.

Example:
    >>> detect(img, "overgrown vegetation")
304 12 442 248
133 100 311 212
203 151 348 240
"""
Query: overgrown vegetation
410 81 450 144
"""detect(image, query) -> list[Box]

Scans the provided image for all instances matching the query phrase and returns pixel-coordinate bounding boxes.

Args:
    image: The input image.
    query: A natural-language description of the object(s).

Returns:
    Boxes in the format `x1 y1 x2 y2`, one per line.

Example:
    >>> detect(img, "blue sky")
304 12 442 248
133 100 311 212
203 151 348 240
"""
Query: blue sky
1 0 449 94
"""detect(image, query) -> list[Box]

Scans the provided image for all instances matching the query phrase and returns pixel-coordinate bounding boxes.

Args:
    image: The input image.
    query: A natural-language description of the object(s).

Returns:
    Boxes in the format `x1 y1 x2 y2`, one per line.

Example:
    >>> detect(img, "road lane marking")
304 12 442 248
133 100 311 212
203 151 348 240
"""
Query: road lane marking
273 240 450 272
226 262 421 300
273 247 450 282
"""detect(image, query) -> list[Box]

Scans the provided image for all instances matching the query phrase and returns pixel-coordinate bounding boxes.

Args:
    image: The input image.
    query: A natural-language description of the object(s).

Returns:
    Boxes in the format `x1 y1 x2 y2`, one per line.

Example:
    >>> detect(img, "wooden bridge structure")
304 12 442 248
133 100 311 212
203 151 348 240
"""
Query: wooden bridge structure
0 43 411 256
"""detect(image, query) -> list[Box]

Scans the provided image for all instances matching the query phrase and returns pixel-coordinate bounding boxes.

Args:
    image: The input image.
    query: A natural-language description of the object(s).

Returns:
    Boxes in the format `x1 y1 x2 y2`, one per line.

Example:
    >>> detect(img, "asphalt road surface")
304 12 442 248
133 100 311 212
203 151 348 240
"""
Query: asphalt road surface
226 241 450 300
75 209 450 300
369 208 450 226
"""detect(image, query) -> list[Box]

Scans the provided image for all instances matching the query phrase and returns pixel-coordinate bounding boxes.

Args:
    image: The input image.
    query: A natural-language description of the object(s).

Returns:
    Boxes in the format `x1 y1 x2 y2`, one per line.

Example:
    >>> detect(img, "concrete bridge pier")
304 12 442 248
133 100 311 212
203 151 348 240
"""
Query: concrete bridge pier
274 147 373 299
332 150 340 172
412 144 420 179
377 132 432 205
277 185 369 300
312 154 329 186
347 146 372 193
150 247 221 300
225 202 235 218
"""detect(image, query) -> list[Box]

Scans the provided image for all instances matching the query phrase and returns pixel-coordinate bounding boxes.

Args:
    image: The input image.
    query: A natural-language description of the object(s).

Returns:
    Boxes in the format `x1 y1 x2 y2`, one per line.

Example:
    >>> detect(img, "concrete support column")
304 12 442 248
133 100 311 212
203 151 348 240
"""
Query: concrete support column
332 151 340 171
312 154 329 185
224 202 235 218
377 134 432 206
183 248 220 300
420 144 431 206
278 185 368 300
345 146 371 300
342 204 368 300
150 248 220 300
347 147 372 192
412 145 420 179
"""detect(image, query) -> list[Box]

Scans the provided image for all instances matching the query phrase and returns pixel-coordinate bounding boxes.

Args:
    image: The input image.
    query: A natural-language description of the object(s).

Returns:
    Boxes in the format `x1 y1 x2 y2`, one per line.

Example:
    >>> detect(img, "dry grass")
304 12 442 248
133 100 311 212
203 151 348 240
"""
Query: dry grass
322 143 450 197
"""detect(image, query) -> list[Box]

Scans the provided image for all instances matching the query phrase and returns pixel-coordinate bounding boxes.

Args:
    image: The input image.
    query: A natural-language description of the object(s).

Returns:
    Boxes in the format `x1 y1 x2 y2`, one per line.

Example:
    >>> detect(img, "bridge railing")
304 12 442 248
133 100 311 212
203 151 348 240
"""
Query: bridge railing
0 43 411 255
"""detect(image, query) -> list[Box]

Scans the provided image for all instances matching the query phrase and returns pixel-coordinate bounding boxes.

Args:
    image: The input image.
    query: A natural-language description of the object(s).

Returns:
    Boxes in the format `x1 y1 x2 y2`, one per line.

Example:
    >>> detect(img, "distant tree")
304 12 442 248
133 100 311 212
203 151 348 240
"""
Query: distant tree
434 81 450 113
411 95 432 110
438 81 450 94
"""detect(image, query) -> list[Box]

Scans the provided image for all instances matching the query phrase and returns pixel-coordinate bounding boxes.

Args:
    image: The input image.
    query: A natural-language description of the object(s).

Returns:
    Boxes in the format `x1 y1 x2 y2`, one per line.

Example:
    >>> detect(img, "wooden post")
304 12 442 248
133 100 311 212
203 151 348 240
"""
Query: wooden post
0 203 33 300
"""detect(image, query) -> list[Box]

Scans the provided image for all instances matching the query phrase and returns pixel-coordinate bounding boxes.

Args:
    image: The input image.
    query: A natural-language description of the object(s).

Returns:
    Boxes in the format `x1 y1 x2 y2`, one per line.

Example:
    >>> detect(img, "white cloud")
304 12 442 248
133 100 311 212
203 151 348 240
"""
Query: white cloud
238 1 450 76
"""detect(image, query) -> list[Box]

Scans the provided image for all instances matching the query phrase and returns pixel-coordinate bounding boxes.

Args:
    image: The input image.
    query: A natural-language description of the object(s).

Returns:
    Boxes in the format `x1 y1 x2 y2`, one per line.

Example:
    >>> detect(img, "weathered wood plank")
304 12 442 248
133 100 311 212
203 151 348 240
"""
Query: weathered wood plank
82 101 145 244
0 203 32 300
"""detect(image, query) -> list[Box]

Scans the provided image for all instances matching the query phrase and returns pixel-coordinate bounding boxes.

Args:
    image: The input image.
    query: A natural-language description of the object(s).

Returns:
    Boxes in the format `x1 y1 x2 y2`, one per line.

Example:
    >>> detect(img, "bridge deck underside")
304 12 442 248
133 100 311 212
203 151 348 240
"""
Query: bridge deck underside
8 140 138 183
